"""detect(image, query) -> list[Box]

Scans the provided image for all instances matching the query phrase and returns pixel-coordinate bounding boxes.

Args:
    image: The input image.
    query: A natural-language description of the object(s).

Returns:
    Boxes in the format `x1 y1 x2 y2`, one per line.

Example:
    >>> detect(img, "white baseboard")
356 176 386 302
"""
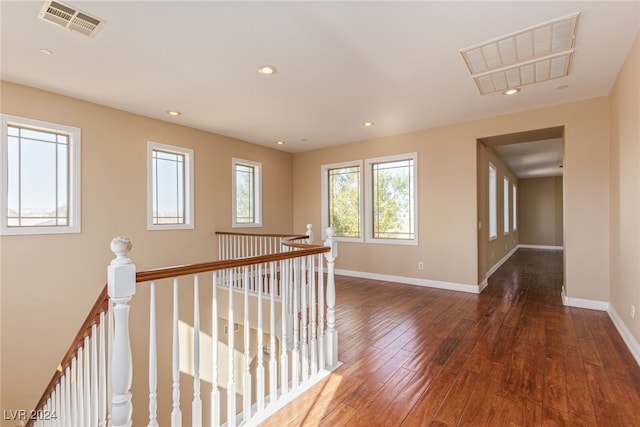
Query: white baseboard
486 246 519 278
607 306 640 367
561 288 609 311
560 290 640 367
334 268 481 294
518 244 564 250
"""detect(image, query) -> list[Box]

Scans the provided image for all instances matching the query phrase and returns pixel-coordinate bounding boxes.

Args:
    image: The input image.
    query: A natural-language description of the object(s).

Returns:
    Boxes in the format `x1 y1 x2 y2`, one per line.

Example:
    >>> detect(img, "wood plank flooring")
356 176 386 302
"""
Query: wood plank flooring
259 249 640 426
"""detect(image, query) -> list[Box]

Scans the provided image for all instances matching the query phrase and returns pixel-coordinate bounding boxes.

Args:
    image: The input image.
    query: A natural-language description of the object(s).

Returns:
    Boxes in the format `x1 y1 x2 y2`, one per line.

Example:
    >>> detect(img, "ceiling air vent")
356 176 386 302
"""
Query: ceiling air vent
38 0 105 38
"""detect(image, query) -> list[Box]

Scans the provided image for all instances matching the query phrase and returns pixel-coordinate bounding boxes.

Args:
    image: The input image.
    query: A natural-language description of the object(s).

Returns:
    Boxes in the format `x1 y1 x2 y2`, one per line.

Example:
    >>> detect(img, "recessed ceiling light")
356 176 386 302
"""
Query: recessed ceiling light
362 121 375 127
39 48 53 56
503 88 521 95
166 110 181 117
275 140 285 145
258 65 277 75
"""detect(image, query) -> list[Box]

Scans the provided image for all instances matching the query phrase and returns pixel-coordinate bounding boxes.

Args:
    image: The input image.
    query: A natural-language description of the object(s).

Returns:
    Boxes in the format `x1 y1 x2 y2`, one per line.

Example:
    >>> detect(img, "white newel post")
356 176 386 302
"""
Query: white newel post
324 227 338 368
107 237 136 427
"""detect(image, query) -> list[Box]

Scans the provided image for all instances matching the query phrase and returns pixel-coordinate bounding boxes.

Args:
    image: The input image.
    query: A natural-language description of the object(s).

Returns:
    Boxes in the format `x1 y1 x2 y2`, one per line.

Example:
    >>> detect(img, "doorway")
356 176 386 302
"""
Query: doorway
476 126 565 288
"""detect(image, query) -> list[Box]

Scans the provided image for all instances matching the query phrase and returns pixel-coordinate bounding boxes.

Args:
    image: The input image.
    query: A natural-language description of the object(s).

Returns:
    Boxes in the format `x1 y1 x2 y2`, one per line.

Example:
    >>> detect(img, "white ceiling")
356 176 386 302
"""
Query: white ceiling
1 1 638 175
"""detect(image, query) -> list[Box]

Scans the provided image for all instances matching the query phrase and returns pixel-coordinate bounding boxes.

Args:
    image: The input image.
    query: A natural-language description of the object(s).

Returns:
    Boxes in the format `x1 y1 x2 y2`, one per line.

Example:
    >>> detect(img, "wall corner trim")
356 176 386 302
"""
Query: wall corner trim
334 269 481 294
607 306 640 367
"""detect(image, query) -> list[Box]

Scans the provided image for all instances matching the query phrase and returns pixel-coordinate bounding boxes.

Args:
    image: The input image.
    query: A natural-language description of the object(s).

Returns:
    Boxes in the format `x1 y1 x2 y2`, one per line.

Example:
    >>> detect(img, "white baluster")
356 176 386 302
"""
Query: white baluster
317 254 326 371
148 282 158 427
98 312 107 427
171 278 182 427
306 224 314 244
292 257 300 389
84 335 91 426
108 237 135 427
324 228 338 368
310 255 318 376
227 269 236 427
256 264 265 411
211 273 220 427
64 367 71 427
77 347 84 427
280 259 289 395
242 266 252 421
301 256 309 382
269 261 278 402
192 275 202 427
71 358 77 427
91 325 98 427
55 382 62 427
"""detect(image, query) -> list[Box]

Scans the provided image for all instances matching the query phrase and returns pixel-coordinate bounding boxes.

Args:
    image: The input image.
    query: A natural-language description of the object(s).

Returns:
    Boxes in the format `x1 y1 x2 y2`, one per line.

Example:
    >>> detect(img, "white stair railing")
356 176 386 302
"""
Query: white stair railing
29 226 337 427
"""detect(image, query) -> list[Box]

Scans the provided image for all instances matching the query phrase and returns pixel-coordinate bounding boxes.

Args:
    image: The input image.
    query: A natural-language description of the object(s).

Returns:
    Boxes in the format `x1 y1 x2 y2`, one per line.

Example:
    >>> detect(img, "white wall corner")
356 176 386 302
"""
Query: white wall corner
335 269 481 294
607 306 640 367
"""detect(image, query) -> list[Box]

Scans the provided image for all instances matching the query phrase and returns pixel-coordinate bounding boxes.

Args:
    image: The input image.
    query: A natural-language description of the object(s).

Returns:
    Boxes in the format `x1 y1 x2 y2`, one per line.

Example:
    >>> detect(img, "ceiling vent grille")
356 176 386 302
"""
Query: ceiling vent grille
460 13 579 95
38 0 105 38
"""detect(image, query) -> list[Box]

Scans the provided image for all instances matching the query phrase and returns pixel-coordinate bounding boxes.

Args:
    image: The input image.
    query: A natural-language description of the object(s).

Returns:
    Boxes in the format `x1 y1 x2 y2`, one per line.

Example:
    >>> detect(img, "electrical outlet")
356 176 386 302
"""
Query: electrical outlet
631 305 636 320
418 261 424 270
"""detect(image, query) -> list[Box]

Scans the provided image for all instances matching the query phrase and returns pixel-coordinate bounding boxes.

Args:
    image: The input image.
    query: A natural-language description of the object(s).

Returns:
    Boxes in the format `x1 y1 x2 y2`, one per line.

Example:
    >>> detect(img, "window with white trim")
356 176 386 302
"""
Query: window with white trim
488 163 497 240
147 141 194 230
232 158 261 227
366 153 418 245
512 183 517 231
1 114 81 235
503 176 510 234
322 153 417 245
321 161 363 241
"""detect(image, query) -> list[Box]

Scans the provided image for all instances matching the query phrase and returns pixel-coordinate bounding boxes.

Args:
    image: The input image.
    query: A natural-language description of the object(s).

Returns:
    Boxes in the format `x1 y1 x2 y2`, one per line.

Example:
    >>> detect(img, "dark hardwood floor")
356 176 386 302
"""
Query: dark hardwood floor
260 249 640 426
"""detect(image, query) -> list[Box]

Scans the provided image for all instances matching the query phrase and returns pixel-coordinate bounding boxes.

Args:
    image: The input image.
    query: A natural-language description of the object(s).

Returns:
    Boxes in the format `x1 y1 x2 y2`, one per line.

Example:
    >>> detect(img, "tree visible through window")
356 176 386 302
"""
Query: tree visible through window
328 165 361 238
235 163 256 224
233 158 261 227
371 158 415 240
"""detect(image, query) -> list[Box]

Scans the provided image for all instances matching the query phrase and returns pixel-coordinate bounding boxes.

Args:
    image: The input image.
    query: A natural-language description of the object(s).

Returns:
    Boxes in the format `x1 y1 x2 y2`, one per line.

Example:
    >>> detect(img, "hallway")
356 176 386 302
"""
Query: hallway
260 249 640 426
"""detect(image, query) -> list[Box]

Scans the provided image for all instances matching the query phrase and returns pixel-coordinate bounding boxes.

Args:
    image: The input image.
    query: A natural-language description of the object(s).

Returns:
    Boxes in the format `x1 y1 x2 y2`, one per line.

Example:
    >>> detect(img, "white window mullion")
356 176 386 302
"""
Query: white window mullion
147 141 194 230
1 114 80 235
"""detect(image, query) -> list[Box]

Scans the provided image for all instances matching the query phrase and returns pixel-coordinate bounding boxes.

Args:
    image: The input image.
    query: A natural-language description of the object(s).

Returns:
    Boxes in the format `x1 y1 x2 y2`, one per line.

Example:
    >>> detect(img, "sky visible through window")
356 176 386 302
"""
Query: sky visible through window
152 149 185 224
6 125 69 226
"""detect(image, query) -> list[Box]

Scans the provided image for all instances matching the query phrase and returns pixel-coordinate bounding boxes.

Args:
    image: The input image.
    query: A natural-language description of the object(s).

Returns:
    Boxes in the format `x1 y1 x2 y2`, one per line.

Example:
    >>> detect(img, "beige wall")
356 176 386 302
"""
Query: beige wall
0 81 294 422
293 96 610 302
518 177 563 247
609 32 640 345
477 144 519 279
0 59 624 417
293 125 479 287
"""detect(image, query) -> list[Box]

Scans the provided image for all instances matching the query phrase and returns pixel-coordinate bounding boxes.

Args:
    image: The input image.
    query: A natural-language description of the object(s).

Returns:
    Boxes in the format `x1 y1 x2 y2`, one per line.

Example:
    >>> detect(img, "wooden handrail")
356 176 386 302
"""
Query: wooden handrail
30 234 329 423
215 231 309 239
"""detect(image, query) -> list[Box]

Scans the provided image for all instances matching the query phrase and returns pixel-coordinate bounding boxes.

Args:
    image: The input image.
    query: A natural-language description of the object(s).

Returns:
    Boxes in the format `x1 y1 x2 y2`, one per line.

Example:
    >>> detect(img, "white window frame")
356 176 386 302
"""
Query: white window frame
232 158 262 228
503 176 510 235
512 183 517 231
321 160 364 242
365 152 418 246
147 141 194 230
1 114 81 235
488 162 497 240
